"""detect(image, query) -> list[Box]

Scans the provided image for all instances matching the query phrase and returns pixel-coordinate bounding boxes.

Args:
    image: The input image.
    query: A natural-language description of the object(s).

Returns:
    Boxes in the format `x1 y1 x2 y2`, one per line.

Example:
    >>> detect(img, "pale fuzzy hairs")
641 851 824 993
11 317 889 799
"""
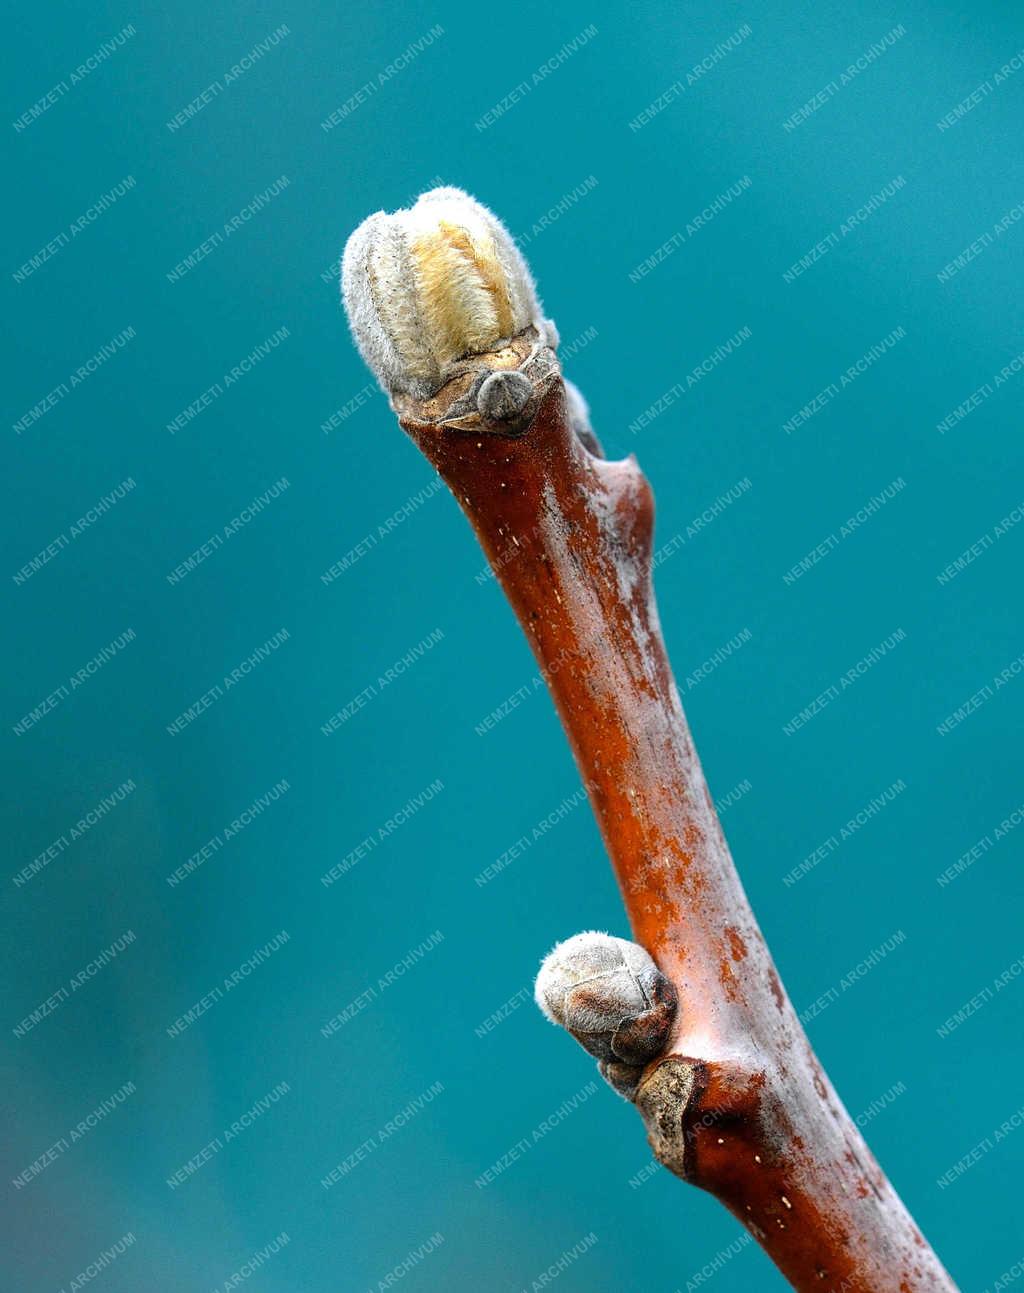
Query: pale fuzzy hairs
534 930 656 1030
366 217 435 390
342 186 550 398
342 213 421 397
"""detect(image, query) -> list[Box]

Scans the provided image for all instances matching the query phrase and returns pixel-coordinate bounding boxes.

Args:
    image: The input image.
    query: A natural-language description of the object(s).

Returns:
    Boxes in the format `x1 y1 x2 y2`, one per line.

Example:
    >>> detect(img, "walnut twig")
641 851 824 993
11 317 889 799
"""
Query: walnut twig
340 187 957 1293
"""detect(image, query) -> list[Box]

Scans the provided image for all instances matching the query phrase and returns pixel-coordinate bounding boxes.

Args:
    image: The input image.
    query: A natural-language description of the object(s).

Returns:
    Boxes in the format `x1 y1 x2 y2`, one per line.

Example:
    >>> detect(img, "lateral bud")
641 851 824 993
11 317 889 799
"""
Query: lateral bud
534 931 678 1096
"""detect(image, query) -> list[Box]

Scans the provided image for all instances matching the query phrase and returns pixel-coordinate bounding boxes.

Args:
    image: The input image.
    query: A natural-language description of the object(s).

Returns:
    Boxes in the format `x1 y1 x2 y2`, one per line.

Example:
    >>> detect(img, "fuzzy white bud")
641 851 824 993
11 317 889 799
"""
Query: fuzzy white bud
342 186 550 398
534 931 677 1067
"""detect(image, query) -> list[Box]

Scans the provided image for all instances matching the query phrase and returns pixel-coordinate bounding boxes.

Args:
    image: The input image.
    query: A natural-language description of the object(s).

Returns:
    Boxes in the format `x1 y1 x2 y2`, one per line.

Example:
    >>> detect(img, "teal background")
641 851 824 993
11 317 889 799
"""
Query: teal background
4 2 1023 1289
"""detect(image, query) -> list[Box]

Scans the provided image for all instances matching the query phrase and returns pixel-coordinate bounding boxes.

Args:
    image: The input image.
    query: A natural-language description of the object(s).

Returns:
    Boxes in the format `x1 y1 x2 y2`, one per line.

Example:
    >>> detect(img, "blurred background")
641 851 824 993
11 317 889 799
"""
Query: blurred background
4 1 1023 1288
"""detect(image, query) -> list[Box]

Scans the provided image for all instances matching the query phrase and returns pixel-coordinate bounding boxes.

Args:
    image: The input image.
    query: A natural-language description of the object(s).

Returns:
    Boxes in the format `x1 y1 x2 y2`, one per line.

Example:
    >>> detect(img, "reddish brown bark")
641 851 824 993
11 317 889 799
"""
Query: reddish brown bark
394 336 956 1292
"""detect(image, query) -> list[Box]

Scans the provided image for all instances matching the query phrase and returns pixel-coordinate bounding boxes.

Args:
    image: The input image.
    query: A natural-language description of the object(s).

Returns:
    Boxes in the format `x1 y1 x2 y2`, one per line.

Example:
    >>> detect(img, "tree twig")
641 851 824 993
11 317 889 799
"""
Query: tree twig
341 188 957 1293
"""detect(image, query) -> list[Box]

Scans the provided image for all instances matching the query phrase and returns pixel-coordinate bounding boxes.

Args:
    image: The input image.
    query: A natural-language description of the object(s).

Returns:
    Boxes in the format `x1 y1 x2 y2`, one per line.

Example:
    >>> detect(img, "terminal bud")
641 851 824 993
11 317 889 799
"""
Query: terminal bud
342 186 551 399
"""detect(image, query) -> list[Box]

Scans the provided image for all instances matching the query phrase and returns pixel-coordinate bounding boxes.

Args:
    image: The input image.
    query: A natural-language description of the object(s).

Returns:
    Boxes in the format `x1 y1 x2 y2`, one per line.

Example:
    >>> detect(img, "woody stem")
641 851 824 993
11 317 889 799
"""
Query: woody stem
395 345 956 1293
